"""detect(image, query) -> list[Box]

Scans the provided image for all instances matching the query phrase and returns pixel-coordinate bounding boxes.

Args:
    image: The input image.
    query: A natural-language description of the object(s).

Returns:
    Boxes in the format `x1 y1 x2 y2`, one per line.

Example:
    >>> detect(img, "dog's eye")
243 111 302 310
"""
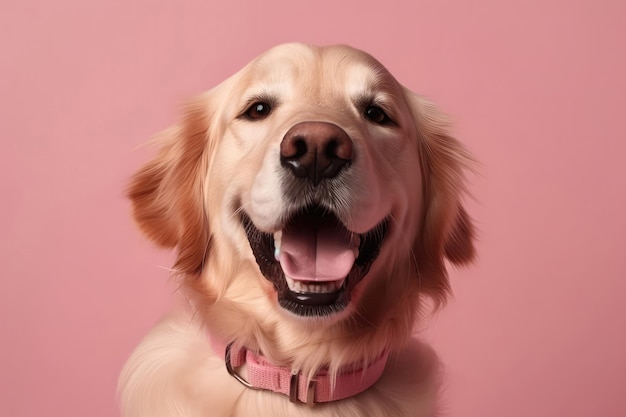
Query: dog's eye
364 105 392 125
244 102 272 120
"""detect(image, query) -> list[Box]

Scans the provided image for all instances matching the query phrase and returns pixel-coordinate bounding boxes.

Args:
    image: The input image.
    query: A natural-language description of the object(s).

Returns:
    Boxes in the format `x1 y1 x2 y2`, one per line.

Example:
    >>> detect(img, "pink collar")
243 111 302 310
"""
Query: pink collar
211 338 389 405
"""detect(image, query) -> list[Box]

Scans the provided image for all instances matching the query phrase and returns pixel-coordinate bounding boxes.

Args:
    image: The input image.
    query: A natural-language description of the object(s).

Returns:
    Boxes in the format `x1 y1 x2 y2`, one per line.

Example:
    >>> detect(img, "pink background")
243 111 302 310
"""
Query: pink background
2 1 625 416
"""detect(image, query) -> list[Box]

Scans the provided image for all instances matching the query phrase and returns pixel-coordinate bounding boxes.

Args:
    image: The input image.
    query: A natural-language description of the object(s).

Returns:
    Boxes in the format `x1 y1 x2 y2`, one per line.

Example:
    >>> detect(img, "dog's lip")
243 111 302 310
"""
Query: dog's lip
241 204 389 317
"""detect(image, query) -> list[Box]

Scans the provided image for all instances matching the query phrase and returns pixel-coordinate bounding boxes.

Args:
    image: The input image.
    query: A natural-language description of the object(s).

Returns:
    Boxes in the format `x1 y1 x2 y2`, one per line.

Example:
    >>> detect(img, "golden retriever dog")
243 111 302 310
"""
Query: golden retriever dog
119 43 475 417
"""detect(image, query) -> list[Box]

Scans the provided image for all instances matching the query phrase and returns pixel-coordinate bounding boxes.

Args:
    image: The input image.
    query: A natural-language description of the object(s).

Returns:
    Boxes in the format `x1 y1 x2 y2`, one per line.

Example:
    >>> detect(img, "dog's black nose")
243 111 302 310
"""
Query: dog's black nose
280 122 353 186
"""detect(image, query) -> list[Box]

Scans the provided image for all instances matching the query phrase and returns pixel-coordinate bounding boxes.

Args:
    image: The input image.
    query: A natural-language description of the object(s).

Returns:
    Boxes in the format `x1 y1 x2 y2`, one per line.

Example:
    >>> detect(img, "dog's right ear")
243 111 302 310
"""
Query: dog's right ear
403 90 476 307
128 95 215 276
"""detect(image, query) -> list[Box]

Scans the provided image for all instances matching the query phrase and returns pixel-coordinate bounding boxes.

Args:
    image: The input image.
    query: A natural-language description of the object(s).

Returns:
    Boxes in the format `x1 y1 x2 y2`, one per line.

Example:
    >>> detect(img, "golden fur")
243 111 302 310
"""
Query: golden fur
119 43 475 417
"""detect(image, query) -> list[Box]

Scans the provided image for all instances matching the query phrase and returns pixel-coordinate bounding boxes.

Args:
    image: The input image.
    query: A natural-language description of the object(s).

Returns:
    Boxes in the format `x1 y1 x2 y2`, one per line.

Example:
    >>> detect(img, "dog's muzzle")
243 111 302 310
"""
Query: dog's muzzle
241 121 389 317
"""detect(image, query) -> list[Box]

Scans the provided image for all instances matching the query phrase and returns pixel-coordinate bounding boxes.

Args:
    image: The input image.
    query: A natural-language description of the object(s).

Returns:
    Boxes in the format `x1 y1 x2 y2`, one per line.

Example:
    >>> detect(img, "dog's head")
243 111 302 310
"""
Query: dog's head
129 43 474 342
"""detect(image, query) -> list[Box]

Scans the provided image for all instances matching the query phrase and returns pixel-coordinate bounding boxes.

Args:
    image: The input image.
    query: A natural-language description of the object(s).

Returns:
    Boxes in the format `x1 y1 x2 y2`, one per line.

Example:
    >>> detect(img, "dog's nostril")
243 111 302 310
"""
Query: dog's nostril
325 140 338 159
283 137 307 159
325 138 352 161
280 136 309 178
280 122 353 186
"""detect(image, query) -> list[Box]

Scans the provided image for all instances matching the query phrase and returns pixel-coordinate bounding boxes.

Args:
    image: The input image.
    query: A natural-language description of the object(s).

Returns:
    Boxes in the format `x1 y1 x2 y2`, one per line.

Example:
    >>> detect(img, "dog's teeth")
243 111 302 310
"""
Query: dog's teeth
273 231 282 260
285 275 343 294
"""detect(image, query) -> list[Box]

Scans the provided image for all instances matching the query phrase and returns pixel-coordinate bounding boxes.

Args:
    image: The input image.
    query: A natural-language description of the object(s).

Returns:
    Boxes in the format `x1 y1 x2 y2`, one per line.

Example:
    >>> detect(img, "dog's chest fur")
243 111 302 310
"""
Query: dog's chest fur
120 311 441 417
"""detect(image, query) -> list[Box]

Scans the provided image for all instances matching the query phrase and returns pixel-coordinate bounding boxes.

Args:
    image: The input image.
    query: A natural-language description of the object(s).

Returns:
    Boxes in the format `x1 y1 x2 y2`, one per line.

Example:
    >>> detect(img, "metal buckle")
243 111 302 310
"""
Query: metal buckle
224 342 260 391
289 371 317 406
306 380 317 406
225 342 317 405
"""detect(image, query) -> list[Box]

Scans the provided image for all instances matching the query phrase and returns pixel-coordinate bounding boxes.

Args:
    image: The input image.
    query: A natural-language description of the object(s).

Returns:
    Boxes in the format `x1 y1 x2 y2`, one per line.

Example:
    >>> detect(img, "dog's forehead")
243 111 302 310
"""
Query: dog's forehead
245 44 396 98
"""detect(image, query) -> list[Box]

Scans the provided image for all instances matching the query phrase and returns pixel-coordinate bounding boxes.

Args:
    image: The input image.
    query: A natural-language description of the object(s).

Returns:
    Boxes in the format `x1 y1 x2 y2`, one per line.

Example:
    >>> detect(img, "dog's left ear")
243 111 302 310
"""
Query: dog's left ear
128 95 215 276
404 90 476 303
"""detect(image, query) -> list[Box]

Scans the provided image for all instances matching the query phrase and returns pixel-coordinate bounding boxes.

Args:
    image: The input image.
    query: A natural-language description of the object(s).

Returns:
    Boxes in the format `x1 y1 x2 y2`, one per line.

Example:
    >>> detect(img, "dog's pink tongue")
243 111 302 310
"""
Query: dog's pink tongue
279 217 355 282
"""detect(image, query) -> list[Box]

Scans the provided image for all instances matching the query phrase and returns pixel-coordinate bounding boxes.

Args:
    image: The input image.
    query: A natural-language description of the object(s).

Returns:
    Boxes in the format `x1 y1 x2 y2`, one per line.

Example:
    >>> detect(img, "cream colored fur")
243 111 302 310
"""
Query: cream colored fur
119 43 475 417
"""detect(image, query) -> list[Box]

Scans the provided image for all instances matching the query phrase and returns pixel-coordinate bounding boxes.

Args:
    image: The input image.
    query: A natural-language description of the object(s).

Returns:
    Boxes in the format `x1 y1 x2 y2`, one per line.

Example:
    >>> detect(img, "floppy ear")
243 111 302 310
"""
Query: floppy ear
128 96 214 276
404 90 476 304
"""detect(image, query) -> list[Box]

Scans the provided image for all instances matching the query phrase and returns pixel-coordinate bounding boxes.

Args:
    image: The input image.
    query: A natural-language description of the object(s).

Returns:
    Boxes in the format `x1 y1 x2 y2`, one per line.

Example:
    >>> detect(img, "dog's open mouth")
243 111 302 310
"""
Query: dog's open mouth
242 205 389 317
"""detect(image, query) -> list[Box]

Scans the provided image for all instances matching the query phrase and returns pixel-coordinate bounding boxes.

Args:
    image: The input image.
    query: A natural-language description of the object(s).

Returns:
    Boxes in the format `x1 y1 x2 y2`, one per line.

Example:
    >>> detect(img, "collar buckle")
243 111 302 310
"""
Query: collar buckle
289 371 317 405
225 342 317 405
224 342 259 391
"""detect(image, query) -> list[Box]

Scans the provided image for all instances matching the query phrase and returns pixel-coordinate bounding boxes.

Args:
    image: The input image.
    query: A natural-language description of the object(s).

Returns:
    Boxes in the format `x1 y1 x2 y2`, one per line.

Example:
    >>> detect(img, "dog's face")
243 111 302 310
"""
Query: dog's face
129 44 474 333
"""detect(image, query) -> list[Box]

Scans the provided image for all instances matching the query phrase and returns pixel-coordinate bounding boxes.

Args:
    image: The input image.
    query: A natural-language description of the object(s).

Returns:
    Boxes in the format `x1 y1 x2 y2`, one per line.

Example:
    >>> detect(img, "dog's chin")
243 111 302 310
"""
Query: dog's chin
241 204 389 318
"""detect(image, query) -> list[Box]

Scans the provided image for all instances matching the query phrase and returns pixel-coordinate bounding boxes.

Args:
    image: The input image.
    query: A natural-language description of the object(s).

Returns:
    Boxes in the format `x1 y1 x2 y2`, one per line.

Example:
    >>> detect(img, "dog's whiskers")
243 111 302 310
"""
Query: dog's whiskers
155 264 181 273
231 203 250 219
200 198 210 273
